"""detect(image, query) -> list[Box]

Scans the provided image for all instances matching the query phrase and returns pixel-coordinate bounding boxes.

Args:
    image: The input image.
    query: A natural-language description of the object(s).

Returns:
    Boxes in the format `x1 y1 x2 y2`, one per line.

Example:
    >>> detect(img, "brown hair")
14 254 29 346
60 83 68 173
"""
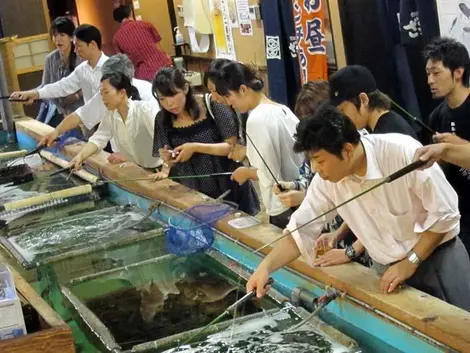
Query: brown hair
294 80 330 118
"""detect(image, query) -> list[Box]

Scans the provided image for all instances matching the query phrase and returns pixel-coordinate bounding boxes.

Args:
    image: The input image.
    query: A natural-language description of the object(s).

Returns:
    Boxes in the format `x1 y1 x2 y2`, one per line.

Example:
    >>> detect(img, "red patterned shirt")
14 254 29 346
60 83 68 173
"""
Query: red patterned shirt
113 20 172 81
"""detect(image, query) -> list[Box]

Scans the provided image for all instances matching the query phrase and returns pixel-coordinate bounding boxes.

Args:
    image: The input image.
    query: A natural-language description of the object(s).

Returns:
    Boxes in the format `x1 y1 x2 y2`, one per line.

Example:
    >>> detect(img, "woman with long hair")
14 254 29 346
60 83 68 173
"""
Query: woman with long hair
152 67 259 216
216 62 303 228
69 72 161 170
39 16 83 127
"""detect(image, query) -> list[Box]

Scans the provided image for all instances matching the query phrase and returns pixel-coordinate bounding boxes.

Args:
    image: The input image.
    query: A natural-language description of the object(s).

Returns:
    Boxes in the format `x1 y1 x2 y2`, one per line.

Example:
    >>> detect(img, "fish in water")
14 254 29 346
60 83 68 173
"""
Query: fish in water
178 276 237 304
139 280 180 324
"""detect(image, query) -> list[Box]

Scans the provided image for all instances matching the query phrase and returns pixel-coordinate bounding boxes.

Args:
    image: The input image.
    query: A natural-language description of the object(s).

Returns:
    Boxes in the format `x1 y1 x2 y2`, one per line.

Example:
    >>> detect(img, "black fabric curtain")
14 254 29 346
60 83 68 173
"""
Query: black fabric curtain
260 0 301 109
338 0 441 143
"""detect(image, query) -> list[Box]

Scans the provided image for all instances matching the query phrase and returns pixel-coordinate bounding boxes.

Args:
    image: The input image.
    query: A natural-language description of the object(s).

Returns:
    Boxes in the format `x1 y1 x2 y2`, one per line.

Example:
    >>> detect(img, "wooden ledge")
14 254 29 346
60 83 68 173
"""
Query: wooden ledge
15 118 470 352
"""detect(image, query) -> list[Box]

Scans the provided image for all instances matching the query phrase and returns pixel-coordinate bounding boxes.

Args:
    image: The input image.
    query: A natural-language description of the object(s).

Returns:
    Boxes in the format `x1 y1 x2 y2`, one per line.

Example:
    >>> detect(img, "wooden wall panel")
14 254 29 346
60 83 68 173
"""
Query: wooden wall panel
0 0 48 38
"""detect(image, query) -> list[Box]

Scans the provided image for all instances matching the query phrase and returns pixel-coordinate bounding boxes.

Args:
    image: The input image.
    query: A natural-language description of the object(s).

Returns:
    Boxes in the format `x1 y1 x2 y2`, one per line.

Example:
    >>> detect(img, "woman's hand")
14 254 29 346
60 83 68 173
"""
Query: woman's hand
231 166 252 185
228 144 246 162
273 181 296 194
174 143 198 163
69 154 84 171
152 170 169 181
159 145 173 162
277 190 305 208
107 152 127 164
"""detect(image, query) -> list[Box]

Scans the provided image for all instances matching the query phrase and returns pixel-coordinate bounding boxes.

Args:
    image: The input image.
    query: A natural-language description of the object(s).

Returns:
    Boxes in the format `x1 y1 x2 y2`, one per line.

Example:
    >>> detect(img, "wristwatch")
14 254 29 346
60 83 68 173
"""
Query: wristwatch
407 251 421 265
345 245 356 260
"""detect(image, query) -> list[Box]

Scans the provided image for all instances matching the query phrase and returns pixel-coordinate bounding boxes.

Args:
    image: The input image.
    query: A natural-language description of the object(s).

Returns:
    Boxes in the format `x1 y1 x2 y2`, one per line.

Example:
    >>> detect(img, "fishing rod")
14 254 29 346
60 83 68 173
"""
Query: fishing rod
181 277 274 346
390 99 435 135
248 159 426 256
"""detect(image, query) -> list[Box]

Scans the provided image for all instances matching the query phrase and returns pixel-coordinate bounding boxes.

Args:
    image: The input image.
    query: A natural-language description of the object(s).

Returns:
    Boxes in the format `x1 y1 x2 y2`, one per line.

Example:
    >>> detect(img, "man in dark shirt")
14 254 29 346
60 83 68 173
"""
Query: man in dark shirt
329 65 418 139
424 37 470 254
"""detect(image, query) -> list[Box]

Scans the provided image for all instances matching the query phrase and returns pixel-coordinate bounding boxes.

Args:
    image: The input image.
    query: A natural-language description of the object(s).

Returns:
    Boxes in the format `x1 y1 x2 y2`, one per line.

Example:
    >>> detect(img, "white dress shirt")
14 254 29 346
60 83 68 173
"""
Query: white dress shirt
288 133 460 265
246 103 303 216
37 53 109 104
88 99 162 168
76 78 155 130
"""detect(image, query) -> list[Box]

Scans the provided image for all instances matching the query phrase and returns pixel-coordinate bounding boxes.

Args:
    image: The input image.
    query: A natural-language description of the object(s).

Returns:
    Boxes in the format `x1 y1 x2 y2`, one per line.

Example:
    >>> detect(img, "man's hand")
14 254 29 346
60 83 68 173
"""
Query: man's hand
315 232 338 250
413 144 447 170
246 264 271 298
107 152 127 164
10 90 39 104
313 249 351 267
380 259 417 293
276 190 305 208
231 166 252 185
433 132 469 145
38 130 60 147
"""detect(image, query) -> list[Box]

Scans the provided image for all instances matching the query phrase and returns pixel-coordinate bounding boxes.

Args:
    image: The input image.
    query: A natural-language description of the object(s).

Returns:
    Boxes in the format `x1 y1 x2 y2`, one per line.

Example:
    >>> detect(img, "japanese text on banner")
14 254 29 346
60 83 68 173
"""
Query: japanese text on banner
293 0 328 83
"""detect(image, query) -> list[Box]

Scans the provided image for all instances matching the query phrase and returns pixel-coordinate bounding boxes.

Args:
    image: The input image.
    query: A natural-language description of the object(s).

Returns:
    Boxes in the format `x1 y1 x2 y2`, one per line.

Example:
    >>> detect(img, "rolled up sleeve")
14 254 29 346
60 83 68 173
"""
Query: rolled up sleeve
411 164 460 234
287 175 336 265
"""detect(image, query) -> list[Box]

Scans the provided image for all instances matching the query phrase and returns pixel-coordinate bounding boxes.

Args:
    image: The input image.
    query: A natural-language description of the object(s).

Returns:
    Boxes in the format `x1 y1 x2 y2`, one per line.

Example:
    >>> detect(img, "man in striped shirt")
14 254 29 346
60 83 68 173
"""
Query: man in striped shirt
112 5 172 81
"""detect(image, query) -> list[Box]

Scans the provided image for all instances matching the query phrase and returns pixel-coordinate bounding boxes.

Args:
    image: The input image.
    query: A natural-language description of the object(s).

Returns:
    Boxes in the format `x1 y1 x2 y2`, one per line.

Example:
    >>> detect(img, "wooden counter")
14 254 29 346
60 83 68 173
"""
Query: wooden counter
15 117 470 353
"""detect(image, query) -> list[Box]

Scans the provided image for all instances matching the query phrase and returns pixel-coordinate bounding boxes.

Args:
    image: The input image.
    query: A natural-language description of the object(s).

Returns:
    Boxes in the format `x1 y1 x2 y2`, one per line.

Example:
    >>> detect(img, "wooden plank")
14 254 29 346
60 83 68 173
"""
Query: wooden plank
14 118 470 352
0 327 75 353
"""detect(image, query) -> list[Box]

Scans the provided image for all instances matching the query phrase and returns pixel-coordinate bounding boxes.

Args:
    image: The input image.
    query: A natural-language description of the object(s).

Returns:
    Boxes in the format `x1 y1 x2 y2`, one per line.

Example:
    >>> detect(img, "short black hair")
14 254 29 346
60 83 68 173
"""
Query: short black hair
113 5 132 23
294 103 360 159
74 24 102 50
203 58 232 88
216 61 264 96
423 37 470 87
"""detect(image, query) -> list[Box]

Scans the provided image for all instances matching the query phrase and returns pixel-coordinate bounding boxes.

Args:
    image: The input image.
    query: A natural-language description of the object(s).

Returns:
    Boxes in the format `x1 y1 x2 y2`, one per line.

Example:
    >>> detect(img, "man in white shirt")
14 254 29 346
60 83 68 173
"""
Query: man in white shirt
11 24 107 107
247 104 470 311
11 24 108 141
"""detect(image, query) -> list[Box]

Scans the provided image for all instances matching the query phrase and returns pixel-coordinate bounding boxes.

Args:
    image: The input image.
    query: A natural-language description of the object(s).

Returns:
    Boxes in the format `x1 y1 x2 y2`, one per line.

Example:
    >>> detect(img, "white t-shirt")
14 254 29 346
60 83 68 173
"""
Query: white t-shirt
246 103 303 216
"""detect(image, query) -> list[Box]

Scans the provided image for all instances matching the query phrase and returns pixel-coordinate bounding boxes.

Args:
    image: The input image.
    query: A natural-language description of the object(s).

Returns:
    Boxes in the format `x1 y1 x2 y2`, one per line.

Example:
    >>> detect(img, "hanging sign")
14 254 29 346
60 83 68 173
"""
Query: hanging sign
292 0 328 83
210 0 237 59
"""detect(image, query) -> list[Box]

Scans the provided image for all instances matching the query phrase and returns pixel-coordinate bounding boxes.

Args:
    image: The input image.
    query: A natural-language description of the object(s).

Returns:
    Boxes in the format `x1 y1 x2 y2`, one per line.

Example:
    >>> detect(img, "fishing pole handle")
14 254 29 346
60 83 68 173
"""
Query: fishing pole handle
387 160 426 183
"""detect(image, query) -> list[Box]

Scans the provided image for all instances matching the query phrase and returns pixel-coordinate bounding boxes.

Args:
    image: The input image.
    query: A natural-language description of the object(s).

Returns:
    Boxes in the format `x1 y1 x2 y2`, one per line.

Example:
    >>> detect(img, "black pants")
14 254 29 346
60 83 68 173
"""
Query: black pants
373 237 470 312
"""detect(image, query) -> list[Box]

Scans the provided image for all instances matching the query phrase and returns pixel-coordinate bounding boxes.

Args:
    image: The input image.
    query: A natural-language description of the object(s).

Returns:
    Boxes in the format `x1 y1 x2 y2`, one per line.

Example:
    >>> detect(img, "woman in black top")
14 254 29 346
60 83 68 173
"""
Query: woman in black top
152 67 260 216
